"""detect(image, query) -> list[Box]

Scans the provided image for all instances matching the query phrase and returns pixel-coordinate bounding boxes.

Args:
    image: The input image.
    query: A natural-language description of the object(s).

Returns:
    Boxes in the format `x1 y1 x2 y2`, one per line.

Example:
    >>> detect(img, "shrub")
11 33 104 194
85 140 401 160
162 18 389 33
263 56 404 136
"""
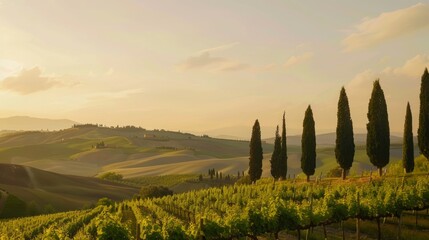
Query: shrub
42 204 57 214
27 201 40 216
0 194 27 218
326 166 343 178
235 175 251 185
99 172 123 181
140 186 173 199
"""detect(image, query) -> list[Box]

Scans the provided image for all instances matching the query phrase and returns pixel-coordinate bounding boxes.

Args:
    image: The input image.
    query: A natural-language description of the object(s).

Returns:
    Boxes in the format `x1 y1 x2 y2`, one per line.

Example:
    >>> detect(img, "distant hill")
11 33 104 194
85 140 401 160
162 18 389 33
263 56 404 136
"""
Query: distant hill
265 132 404 146
0 125 273 178
0 163 139 212
0 125 412 184
193 125 292 140
0 116 77 131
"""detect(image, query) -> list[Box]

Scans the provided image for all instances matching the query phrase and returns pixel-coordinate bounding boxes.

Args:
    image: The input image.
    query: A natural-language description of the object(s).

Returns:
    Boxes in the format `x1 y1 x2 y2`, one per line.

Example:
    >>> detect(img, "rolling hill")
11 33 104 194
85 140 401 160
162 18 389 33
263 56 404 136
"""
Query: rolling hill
0 125 414 181
0 163 139 213
264 132 404 146
0 122 423 220
0 125 273 178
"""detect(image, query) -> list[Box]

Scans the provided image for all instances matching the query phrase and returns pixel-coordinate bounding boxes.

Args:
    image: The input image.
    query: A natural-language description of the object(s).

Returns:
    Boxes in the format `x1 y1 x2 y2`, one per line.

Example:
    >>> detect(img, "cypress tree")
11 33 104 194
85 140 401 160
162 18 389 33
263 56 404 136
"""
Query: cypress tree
366 80 390 176
270 126 281 180
335 87 355 180
279 112 288 180
403 102 414 173
249 119 263 183
301 105 316 182
418 68 429 159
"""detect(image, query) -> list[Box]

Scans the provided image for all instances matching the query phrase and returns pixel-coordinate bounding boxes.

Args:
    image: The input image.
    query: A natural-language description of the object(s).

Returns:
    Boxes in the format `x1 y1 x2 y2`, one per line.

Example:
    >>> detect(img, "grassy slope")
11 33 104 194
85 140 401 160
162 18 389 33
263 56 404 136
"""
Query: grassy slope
0 126 416 181
0 164 139 211
0 127 274 178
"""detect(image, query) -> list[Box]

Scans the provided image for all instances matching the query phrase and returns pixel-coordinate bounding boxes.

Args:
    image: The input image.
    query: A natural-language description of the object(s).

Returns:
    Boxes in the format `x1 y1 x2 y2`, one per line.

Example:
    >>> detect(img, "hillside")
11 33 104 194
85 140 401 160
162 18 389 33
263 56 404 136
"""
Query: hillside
0 126 273 178
0 116 77 131
264 132 404 146
0 164 139 212
0 126 413 180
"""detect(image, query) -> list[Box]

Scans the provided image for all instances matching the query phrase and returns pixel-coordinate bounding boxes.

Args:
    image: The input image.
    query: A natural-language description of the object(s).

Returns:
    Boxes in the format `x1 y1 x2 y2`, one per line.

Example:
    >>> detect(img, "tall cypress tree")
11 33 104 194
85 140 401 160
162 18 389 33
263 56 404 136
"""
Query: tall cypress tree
335 87 355 180
270 126 281 180
403 102 414 173
279 112 288 180
249 119 263 183
418 68 429 159
366 80 390 176
301 105 316 182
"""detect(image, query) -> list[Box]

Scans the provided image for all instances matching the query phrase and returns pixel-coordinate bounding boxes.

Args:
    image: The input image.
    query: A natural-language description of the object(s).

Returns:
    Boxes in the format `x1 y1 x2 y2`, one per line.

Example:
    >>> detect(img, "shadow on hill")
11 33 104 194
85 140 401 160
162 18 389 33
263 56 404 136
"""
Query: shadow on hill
0 163 139 215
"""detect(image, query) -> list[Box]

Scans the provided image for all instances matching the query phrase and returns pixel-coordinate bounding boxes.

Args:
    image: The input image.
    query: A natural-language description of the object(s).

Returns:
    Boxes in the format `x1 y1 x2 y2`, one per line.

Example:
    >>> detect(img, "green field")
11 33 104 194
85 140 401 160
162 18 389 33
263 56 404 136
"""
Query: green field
0 126 274 178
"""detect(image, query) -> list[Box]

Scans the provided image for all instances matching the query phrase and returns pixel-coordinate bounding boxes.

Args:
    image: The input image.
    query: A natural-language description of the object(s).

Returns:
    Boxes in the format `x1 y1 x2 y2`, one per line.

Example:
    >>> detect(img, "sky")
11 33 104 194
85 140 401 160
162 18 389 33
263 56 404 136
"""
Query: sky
0 0 428 138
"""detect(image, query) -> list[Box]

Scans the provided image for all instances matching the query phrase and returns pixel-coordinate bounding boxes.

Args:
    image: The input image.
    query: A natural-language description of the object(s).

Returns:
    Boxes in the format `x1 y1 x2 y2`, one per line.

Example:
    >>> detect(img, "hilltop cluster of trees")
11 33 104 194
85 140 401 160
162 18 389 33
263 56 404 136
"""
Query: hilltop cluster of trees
72 123 103 128
114 125 145 130
72 123 146 131
207 168 236 180
249 68 429 182
208 168 224 180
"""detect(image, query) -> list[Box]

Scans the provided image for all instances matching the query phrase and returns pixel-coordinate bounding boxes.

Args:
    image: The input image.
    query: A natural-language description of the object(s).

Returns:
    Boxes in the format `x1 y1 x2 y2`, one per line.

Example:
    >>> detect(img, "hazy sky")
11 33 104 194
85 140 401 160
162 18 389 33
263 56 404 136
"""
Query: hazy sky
0 1 428 138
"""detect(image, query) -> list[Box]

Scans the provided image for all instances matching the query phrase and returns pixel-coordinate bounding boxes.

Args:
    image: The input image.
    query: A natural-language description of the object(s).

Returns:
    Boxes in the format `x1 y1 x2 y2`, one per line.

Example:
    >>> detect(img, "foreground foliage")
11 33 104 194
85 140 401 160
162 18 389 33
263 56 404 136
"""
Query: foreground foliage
0 175 428 239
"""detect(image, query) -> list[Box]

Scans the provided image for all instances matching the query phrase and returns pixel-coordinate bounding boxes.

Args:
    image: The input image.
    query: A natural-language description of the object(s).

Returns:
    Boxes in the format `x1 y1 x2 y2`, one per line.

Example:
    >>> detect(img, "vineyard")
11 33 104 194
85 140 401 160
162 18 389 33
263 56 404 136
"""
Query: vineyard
0 175 428 240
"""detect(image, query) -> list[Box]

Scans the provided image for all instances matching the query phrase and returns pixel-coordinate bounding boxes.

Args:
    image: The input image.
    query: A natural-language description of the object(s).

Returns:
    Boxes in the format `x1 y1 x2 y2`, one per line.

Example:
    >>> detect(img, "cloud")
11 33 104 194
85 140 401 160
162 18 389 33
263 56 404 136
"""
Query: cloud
345 54 428 135
284 52 313 68
382 54 429 78
256 64 278 72
105 68 115 76
88 88 145 101
217 62 249 72
1 67 63 94
343 3 429 51
0 59 22 79
177 51 249 72
178 52 225 70
197 42 239 54
346 54 429 101
177 42 250 72
347 69 378 90
347 54 429 90
179 43 313 73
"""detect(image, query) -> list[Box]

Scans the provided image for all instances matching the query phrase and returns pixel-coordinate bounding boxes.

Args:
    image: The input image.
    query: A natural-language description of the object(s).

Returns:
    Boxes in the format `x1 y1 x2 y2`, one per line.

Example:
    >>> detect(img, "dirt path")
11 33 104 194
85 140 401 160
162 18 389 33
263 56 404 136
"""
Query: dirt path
0 189 9 214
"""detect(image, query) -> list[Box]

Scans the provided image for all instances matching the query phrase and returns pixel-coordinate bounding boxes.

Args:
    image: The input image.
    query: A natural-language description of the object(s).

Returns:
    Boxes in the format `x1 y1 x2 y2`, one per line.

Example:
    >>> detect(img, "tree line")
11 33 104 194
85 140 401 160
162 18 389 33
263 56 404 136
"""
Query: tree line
248 68 429 182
